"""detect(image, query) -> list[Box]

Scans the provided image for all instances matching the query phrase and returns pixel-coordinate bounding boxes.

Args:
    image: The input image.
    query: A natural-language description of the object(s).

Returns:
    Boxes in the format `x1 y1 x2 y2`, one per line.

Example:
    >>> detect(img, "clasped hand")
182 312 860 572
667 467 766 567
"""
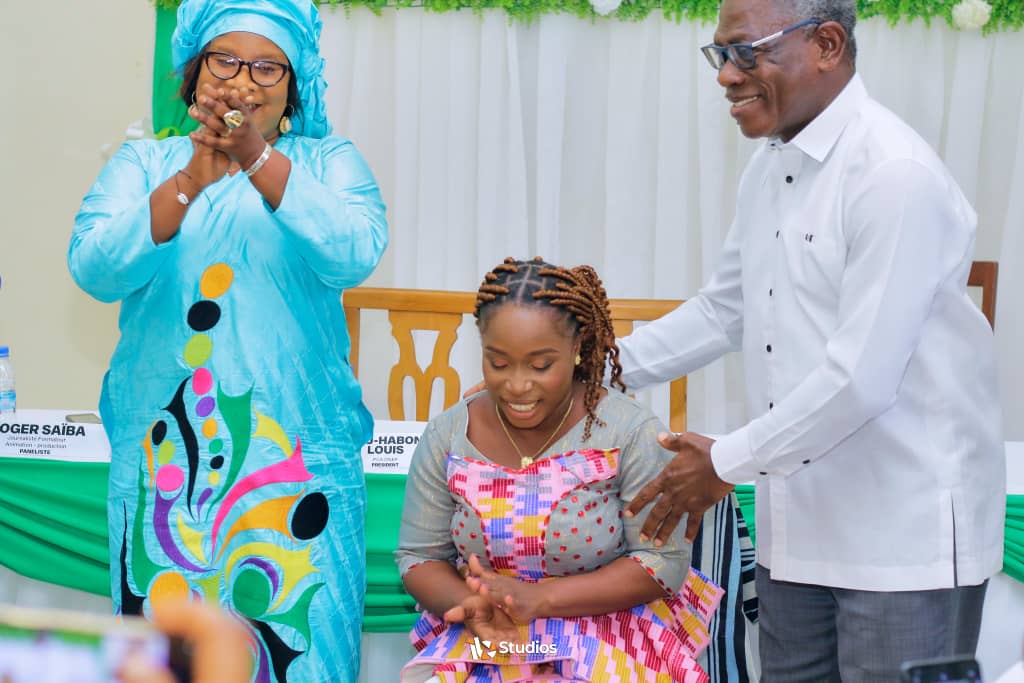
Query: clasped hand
443 554 545 645
185 83 268 189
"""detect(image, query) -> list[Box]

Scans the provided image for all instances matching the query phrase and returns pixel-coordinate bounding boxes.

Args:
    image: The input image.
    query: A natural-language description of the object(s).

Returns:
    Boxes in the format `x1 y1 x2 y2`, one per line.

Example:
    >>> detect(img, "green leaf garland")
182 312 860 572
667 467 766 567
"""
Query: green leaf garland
149 0 1022 30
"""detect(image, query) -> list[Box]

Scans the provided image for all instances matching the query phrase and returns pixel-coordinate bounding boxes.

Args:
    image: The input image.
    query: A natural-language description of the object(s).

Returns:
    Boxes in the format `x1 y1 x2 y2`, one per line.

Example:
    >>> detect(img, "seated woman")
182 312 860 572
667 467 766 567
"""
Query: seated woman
395 257 723 682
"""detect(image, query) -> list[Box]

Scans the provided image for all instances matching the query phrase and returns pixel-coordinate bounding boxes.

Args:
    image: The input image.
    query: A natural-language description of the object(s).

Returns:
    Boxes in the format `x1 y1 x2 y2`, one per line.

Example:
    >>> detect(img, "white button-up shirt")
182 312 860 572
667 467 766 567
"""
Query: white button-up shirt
618 74 1005 591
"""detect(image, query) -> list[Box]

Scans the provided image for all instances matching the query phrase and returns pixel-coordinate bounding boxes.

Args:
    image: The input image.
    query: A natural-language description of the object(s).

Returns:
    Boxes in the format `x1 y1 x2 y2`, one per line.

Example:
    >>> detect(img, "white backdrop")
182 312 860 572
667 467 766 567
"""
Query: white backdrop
319 8 1024 440
1 6 1022 682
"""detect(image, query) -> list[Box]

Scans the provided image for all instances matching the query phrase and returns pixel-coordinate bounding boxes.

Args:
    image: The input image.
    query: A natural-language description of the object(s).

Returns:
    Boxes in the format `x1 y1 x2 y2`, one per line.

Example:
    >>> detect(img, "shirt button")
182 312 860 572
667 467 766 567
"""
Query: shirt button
802 459 811 464
769 402 774 410
759 471 767 476
766 344 772 353
769 288 773 297
775 230 780 238
785 175 793 183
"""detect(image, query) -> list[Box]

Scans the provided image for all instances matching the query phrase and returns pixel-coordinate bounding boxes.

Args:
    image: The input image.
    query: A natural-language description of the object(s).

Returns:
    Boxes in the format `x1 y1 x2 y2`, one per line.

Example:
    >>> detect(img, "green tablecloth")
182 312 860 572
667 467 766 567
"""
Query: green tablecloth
0 458 417 632
1 459 1020 633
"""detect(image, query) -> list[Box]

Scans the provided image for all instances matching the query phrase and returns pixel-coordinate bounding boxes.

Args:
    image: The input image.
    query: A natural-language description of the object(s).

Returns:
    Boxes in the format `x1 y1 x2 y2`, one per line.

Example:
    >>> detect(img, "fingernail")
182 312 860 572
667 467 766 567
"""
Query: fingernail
623 510 634 518
654 539 663 547
657 432 669 440
639 534 649 542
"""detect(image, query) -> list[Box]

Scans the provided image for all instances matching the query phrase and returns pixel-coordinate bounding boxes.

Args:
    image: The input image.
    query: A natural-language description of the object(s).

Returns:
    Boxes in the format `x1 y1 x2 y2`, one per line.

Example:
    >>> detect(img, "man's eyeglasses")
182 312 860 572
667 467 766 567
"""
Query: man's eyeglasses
700 18 823 71
203 51 290 87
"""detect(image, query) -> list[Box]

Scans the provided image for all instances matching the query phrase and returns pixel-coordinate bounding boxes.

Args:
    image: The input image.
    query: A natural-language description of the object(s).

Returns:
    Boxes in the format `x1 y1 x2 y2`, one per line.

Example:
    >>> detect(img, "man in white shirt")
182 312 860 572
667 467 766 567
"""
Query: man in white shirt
619 0 1006 680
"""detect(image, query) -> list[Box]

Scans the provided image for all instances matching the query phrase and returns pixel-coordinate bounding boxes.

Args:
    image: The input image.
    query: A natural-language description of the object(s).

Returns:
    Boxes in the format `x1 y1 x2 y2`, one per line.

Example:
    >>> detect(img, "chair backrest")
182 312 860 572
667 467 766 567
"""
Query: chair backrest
343 288 688 432
968 260 998 330
606 299 685 432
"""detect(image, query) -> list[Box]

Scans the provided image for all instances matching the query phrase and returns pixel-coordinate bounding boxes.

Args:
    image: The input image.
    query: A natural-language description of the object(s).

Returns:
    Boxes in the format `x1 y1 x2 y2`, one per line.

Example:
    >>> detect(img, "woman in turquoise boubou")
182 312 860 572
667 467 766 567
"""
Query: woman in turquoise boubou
69 1 388 681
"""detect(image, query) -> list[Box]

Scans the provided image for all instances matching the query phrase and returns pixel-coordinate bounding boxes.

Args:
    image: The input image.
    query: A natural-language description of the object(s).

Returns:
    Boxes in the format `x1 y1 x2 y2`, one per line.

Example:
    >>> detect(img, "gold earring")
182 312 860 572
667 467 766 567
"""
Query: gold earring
574 354 581 366
278 105 294 135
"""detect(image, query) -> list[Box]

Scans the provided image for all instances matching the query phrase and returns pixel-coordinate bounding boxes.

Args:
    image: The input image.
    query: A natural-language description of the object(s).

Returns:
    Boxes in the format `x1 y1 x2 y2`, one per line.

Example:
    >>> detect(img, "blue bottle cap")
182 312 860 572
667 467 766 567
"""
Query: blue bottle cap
0 347 8 357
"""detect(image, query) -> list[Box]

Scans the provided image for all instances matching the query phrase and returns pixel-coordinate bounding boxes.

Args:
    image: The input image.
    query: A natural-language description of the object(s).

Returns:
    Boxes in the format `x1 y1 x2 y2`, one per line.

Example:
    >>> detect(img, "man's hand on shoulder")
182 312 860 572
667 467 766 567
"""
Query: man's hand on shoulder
463 380 485 399
625 431 734 544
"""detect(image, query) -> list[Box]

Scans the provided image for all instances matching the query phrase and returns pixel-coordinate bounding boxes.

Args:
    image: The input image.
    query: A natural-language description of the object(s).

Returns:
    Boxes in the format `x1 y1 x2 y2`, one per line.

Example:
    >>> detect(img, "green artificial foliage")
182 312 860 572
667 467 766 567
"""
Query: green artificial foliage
858 0 1022 34
149 0 1021 30
149 0 1018 134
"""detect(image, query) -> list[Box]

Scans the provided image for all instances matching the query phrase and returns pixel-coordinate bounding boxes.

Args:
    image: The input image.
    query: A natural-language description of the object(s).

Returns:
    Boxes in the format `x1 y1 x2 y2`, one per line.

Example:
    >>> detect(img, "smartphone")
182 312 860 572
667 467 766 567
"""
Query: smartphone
900 654 983 683
0 605 190 683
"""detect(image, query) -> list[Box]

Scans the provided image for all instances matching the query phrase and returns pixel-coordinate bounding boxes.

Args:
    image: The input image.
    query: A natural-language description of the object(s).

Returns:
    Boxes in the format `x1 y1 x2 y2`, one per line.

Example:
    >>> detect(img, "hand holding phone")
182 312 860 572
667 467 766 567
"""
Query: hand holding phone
901 654 983 683
0 605 173 683
120 600 251 683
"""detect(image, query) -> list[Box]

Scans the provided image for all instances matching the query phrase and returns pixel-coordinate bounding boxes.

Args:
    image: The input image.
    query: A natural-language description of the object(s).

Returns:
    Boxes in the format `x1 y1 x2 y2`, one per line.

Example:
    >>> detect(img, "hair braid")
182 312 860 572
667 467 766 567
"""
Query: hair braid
475 257 625 441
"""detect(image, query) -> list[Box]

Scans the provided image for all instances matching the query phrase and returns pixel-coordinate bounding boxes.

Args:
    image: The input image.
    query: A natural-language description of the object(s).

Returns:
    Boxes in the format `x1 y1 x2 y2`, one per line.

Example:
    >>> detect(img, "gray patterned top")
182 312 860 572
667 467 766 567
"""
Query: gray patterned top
395 390 693 594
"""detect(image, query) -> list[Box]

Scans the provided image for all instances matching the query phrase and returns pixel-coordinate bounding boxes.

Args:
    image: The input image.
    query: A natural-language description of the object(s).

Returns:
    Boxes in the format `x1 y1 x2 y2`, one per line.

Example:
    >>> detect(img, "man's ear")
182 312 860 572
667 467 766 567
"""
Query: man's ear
815 21 848 71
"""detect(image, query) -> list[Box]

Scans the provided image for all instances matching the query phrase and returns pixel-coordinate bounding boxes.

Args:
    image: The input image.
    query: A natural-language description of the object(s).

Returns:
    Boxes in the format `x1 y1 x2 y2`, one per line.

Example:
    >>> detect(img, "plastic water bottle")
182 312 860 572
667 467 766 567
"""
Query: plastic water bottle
0 346 15 414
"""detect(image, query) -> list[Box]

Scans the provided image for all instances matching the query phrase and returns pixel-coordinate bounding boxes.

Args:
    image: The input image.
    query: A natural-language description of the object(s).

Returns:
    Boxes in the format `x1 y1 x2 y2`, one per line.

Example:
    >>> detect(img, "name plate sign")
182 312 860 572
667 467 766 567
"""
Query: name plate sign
361 420 426 475
0 409 111 463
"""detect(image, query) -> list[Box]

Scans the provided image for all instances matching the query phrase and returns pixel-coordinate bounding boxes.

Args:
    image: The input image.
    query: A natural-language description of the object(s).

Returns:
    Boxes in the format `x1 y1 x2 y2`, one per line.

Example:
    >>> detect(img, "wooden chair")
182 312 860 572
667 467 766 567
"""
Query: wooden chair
345 259 997 429
343 288 688 432
606 299 685 432
969 260 998 330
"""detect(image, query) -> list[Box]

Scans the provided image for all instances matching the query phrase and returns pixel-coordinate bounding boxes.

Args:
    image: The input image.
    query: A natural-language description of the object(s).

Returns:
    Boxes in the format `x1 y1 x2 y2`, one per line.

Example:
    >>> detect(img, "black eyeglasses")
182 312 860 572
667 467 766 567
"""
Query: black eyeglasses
700 18 823 71
203 51 290 87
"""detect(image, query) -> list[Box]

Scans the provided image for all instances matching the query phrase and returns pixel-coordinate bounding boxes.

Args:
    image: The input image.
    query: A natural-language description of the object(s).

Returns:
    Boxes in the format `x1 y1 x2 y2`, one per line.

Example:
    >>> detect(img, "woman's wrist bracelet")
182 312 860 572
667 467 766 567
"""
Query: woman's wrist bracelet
245 143 273 177
174 169 197 206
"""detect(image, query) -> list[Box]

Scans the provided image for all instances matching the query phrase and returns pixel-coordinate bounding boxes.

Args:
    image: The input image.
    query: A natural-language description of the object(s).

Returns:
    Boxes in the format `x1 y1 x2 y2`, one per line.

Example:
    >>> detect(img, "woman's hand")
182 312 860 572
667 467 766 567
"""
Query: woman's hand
188 83 269 172
185 141 231 192
464 554 549 624
443 592 522 645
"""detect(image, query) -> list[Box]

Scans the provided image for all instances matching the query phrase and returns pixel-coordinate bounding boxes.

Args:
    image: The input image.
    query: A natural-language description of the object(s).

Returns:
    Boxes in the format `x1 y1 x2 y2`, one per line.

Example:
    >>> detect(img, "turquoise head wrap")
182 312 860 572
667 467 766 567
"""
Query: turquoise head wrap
171 0 331 138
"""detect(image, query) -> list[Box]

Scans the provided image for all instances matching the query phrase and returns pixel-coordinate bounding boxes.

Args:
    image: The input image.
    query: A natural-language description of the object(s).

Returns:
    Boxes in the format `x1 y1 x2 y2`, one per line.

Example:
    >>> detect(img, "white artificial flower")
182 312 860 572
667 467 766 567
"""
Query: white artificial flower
124 117 153 140
589 0 622 16
952 0 992 30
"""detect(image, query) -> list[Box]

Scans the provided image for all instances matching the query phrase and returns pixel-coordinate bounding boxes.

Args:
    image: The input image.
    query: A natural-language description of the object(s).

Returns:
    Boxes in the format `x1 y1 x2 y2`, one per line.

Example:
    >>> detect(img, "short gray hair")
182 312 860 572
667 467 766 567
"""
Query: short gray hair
780 0 857 60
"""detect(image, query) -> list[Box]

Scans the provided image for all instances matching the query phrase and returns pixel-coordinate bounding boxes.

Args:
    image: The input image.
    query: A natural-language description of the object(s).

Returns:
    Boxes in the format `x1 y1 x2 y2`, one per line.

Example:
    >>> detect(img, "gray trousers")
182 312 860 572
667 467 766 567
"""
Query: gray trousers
756 565 987 683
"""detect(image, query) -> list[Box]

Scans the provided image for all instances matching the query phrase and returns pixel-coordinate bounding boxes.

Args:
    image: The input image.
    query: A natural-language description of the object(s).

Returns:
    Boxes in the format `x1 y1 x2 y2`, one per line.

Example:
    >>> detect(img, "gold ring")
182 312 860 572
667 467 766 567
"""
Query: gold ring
222 109 245 129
